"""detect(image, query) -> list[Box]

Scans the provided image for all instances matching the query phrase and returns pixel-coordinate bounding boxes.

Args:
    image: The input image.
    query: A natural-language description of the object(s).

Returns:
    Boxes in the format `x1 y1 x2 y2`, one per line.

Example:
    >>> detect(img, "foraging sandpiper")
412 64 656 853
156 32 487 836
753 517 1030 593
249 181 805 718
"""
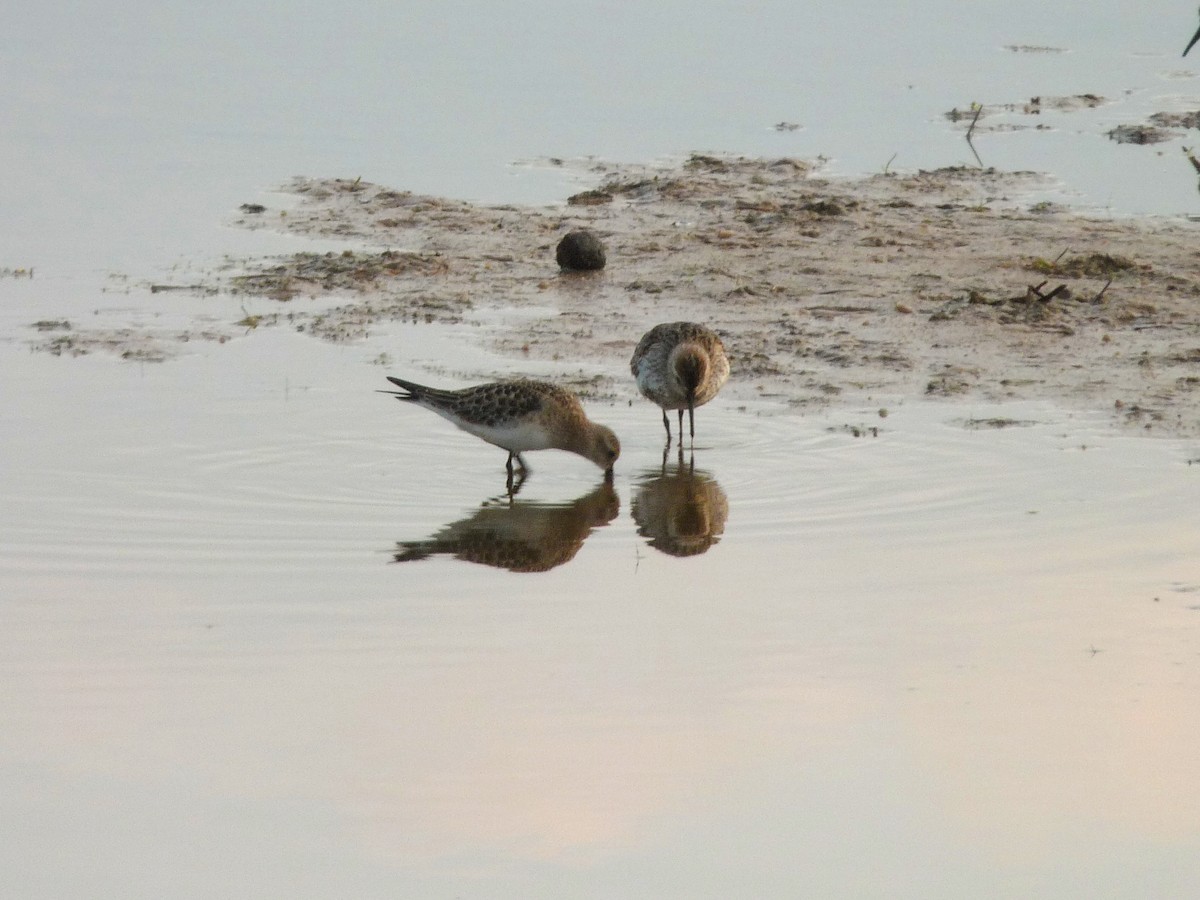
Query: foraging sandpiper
382 376 620 487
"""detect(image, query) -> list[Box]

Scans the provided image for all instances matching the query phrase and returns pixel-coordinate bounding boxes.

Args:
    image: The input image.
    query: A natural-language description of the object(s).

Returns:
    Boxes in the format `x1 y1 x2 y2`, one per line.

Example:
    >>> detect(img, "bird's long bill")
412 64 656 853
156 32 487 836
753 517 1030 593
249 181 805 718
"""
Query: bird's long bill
1186 23 1200 57
687 394 696 439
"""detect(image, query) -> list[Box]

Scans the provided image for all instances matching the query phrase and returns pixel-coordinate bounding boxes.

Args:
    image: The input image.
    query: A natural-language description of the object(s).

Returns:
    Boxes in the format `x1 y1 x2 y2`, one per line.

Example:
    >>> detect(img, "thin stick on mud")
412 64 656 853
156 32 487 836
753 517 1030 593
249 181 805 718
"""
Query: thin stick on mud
1184 146 1200 176
965 104 983 142
965 103 984 168
1027 281 1068 302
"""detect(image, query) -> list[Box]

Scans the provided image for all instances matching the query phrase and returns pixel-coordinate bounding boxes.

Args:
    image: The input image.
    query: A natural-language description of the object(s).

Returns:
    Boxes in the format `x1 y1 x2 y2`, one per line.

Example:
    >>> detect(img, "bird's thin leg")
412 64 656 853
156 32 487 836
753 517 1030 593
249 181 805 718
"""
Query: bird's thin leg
507 467 527 498
661 408 672 446
505 452 529 498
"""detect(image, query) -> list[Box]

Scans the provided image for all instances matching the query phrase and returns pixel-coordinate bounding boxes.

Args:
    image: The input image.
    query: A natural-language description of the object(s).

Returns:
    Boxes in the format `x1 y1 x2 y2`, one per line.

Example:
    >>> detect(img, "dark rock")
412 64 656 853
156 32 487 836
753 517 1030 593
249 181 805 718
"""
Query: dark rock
556 229 606 271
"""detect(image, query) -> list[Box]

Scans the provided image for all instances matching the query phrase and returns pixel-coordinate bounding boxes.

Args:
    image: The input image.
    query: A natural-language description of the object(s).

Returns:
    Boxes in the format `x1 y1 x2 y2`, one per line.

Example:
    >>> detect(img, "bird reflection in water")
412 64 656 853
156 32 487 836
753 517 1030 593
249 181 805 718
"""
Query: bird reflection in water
392 481 619 573
631 448 729 557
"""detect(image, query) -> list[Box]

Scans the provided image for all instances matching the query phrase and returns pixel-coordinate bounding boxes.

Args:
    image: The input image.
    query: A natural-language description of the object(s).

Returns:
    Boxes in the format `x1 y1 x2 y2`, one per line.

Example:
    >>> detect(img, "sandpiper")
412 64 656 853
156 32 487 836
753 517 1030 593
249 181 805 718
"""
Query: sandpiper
381 376 620 486
630 321 729 443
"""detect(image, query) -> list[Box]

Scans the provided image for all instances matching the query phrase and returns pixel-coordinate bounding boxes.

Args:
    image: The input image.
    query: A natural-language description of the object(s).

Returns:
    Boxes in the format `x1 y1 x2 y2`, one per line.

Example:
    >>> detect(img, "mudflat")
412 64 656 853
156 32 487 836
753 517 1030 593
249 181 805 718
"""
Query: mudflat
35 154 1200 434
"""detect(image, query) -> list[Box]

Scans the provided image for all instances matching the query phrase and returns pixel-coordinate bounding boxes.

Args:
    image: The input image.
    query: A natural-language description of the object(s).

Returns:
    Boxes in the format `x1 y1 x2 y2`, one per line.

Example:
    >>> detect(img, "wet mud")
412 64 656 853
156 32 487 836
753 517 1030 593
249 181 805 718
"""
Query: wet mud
29 153 1200 434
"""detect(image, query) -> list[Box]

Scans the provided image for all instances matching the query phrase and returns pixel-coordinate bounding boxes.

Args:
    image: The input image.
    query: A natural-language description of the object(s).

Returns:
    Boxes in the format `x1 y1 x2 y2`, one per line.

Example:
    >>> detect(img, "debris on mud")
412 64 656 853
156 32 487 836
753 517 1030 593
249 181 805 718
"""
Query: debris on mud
231 249 452 301
1107 110 1200 145
28 321 230 361
1149 110 1200 130
1108 124 1174 145
1003 45 1068 54
946 94 1108 135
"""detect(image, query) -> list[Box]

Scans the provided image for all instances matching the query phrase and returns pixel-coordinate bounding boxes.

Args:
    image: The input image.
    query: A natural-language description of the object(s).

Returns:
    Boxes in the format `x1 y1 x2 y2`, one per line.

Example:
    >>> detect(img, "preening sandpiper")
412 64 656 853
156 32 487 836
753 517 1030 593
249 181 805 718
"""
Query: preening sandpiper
630 321 730 444
381 376 620 488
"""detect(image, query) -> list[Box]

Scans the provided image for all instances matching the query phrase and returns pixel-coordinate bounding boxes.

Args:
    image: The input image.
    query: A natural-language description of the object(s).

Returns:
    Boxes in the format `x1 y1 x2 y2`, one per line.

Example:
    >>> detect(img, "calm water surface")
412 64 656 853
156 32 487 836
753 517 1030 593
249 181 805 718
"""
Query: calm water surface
2 328 1199 897
3 1 1200 896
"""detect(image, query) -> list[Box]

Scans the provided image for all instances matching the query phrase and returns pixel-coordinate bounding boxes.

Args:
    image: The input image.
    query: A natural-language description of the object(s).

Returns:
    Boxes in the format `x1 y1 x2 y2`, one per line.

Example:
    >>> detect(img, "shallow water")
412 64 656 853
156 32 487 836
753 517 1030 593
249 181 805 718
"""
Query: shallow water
3 325 1199 898
4 1 1200 895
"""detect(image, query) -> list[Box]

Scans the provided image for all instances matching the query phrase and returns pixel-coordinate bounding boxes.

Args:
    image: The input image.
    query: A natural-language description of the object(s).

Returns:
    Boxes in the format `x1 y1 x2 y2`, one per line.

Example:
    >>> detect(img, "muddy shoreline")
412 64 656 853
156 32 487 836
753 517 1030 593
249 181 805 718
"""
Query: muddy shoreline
35 154 1200 435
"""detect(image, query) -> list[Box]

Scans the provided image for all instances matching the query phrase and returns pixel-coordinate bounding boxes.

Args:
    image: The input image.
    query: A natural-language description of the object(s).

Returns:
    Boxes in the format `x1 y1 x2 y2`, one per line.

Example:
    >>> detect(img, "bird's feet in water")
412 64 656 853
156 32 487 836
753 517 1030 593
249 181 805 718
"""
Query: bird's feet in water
661 440 693 473
505 452 529 497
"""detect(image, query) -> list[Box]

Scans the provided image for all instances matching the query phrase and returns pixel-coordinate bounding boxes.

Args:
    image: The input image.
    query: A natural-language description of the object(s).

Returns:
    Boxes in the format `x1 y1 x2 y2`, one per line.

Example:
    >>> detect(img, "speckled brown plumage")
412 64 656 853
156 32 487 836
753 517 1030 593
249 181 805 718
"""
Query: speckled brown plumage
389 379 550 428
382 375 620 483
631 321 729 442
